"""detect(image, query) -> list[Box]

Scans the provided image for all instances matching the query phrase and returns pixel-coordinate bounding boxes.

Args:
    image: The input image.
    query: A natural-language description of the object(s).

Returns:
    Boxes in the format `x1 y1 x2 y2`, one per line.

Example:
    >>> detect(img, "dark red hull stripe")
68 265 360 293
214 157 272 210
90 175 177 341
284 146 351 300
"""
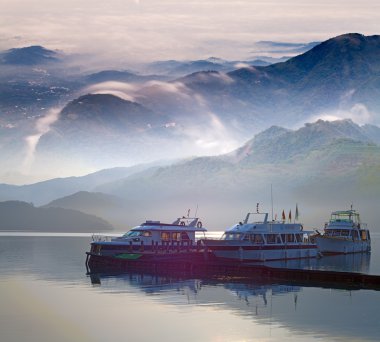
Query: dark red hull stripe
206 245 317 251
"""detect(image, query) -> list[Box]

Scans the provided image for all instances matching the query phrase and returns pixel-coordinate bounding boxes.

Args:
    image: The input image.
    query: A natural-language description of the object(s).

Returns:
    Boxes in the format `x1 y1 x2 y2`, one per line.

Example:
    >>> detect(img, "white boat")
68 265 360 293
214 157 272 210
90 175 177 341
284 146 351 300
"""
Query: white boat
86 216 207 269
201 211 318 262
314 209 371 255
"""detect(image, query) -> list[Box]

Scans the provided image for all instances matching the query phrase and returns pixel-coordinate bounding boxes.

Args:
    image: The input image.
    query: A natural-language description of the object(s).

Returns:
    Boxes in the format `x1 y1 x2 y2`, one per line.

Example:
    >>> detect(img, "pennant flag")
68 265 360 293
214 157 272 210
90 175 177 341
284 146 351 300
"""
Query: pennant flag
282 210 285 221
295 204 299 221
289 210 292 222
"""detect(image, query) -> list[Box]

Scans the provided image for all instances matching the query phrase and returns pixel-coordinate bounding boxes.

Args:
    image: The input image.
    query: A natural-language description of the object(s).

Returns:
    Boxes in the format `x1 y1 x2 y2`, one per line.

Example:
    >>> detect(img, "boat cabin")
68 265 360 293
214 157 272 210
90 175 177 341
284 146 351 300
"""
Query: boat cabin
107 217 206 246
323 210 371 242
220 212 313 245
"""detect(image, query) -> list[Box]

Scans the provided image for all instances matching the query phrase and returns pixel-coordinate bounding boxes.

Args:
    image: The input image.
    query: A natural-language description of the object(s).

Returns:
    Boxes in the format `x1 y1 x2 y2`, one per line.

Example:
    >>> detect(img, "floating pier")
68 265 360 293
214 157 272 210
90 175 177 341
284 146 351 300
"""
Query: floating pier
86 252 380 291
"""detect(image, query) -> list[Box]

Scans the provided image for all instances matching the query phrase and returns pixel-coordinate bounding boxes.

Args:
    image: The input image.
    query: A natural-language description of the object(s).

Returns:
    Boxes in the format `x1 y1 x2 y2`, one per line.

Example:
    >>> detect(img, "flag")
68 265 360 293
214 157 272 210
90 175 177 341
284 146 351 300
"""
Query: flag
282 210 285 221
289 210 292 222
295 204 299 221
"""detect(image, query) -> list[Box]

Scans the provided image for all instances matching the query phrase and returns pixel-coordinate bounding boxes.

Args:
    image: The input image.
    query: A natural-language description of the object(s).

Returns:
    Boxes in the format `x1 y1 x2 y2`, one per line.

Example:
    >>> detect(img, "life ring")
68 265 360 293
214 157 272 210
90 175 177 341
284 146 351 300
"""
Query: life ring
180 221 185 226
197 221 203 228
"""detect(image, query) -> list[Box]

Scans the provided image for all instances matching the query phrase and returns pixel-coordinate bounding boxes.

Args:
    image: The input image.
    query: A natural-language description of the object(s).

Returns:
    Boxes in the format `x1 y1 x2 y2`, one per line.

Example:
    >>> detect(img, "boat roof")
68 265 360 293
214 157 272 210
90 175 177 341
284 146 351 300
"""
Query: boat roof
226 221 304 233
331 210 359 216
131 217 207 232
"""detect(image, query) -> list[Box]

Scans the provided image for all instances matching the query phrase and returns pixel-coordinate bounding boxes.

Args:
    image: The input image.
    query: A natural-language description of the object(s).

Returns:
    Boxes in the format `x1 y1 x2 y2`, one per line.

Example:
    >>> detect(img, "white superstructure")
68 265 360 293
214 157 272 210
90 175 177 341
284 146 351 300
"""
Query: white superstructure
315 209 371 255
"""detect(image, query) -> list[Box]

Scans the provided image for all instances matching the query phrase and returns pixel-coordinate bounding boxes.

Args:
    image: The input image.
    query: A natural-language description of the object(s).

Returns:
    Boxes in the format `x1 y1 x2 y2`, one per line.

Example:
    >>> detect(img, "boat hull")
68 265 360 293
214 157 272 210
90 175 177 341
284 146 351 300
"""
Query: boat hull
86 250 213 273
315 236 371 255
203 241 318 261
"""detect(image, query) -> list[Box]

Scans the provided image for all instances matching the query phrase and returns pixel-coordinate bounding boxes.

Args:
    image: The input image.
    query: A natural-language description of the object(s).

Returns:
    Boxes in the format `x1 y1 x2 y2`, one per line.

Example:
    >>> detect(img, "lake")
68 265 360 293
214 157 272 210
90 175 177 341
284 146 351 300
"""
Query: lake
1 233 380 341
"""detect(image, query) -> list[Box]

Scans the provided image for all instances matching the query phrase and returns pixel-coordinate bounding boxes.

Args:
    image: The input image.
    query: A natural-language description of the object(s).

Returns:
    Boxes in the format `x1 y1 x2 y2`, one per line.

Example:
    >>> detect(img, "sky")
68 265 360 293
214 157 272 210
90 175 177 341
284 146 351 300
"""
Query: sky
1 0 380 64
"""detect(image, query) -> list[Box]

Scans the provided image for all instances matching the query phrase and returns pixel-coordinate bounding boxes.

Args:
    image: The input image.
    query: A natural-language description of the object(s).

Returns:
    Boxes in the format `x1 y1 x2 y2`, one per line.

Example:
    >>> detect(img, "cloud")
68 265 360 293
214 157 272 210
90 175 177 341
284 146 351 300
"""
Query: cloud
84 81 139 101
308 103 373 126
22 108 60 172
251 41 320 57
233 62 257 70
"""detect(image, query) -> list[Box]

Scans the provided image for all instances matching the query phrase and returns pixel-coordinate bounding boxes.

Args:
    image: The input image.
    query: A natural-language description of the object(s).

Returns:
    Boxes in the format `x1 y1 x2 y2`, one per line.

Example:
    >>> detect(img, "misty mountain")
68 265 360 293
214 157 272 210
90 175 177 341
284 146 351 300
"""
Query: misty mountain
0 164 161 205
43 191 133 230
57 93 169 132
44 191 122 210
233 119 375 165
33 93 182 170
177 33 380 132
1 119 380 229
91 119 380 228
0 46 60 65
0 200 112 232
83 70 168 84
145 57 284 76
2 33 380 185
252 41 320 55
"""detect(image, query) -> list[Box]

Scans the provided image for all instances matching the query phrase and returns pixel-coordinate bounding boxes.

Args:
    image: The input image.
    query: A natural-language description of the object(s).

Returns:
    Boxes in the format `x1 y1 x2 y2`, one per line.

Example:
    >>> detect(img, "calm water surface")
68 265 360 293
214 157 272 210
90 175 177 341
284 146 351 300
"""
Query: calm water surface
1 233 380 342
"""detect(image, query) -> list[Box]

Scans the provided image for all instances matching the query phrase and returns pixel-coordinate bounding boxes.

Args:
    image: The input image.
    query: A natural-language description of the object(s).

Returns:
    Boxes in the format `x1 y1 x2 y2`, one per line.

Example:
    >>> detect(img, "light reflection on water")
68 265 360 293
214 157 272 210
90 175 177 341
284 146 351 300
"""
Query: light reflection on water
0 235 380 341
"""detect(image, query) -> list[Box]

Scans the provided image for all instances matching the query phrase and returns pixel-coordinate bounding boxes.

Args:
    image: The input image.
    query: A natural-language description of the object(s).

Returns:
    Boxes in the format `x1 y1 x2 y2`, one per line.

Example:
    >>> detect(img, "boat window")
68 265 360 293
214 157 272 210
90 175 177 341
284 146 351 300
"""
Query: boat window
286 234 294 243
142 231 152 237
295 234 302 243
266 234 276 244
367 231 371 240
361 230 367 241
124 231 142 237
172 232 181 241
243 234 250 241
250 234 264 244
341 230 349 237
276 235 282 244
352 230 359 240
224 233 240 240
161 232 170 241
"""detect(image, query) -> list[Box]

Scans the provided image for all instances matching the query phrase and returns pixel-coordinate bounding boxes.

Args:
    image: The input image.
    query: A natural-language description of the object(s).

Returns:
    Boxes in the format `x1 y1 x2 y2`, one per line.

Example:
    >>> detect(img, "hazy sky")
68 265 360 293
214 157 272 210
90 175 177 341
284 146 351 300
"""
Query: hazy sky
1 0 380 63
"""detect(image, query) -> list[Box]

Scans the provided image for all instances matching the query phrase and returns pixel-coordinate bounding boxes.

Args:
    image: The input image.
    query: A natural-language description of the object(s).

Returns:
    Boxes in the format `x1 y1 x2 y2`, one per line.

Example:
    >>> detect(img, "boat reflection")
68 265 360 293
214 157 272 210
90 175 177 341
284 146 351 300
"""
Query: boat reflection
260 251 371 273
88 266 380 342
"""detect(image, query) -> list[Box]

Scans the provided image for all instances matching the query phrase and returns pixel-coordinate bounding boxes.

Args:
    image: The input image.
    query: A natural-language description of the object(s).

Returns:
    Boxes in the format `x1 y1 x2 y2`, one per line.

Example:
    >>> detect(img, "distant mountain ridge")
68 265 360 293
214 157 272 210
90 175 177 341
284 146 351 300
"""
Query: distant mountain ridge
1 33 380 186
0 46 60 65
1 119 380 229
177 33 380 131
0 200 112 232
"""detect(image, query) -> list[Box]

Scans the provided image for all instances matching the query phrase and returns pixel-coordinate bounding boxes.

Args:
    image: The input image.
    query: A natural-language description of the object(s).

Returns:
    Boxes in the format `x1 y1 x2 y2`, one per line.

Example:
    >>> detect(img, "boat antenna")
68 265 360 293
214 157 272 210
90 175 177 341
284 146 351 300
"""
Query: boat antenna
194 204 199 218
271 184 274 221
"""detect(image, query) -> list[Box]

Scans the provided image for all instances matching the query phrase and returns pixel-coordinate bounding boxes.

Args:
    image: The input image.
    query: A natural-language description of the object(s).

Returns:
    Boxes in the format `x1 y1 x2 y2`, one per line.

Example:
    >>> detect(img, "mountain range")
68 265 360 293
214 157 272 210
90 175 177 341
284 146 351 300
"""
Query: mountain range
0 200 112 232
1 32 380 231
1 119 380 230
2 33 380 181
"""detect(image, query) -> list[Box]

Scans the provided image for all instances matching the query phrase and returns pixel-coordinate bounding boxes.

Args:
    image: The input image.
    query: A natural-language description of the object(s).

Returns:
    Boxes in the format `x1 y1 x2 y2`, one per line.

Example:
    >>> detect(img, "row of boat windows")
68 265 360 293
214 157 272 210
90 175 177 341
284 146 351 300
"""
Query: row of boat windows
123 230 190 241
324 229 370 240
222 233 305 244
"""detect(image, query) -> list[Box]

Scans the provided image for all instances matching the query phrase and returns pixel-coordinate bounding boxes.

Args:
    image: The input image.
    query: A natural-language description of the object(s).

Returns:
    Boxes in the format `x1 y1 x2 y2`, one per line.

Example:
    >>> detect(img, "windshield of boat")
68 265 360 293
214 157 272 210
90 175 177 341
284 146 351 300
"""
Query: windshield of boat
222 233 242 240
123 230 152 238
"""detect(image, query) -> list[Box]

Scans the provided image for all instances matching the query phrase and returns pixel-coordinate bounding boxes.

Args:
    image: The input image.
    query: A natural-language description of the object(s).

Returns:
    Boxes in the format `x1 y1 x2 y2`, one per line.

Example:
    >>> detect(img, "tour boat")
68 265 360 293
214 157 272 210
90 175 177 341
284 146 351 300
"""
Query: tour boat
86 216 207 271
201 211 318 262
314 209 371 255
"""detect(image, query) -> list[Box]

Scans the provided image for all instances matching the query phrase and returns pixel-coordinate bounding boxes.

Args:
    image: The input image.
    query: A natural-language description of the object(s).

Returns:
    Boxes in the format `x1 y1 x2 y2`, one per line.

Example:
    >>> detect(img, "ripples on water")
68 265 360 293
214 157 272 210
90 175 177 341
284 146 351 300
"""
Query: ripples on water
0 234 380 341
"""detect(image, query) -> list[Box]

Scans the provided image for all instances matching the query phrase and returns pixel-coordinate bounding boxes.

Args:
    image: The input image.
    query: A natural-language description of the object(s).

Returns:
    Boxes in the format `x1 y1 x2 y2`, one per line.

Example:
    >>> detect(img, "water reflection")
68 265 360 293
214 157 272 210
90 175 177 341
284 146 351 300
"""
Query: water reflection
88 269 380 341
260 252 371 273
1 235 380 341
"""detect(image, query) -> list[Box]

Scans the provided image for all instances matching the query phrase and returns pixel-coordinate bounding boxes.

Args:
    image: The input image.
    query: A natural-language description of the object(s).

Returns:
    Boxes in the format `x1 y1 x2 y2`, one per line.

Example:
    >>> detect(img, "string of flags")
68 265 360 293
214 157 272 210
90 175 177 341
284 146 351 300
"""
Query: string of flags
280 204 299 222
